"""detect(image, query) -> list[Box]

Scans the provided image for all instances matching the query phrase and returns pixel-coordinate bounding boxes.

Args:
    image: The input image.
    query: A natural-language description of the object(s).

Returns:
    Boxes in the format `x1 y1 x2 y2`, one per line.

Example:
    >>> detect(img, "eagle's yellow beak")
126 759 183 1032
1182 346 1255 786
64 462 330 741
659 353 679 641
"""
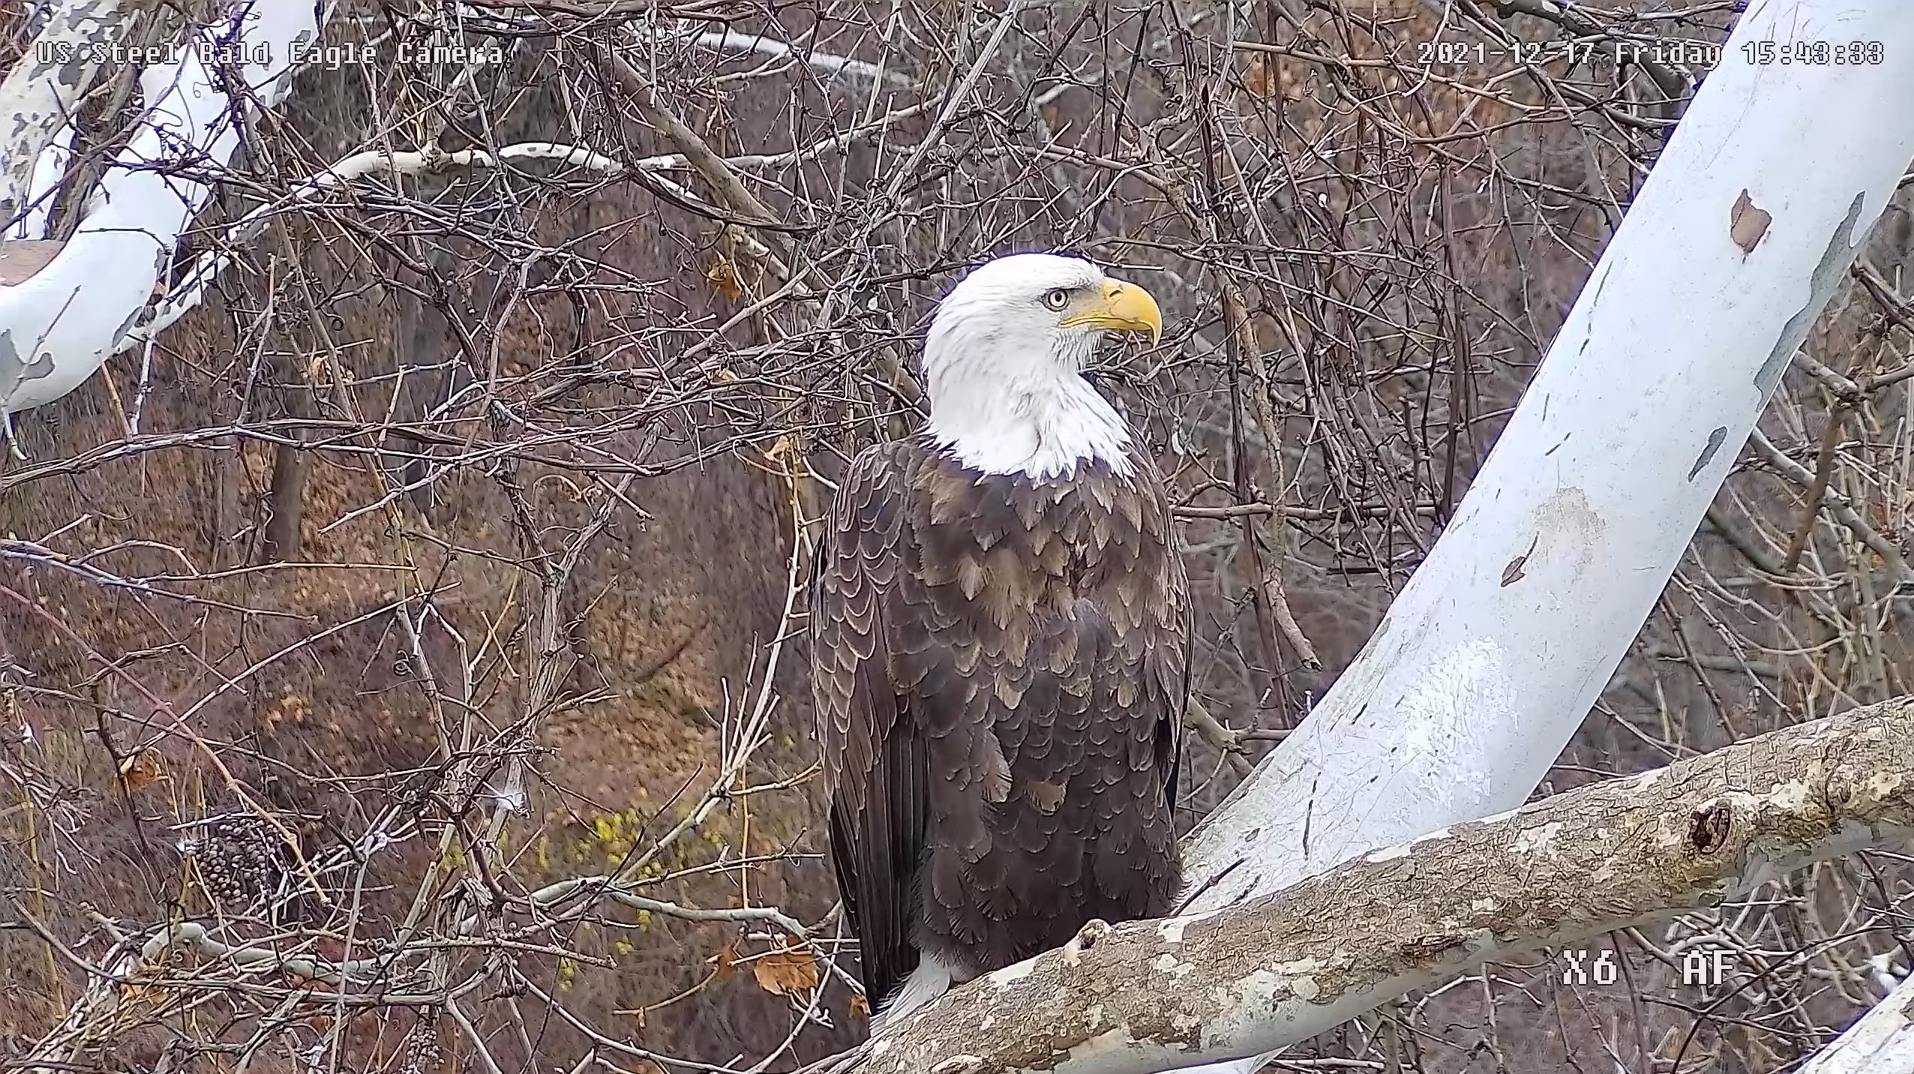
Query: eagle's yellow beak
1060 279 1163 344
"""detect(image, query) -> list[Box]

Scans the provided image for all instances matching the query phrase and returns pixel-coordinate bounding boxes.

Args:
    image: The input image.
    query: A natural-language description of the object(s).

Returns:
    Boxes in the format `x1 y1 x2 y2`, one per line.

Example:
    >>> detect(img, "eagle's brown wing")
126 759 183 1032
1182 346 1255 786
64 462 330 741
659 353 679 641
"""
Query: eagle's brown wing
811 442 927 1009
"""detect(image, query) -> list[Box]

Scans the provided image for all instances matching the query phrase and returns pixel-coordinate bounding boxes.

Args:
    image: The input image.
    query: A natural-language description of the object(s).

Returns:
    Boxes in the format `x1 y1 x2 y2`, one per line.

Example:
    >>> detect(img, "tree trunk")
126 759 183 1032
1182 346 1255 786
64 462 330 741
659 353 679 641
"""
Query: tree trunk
1159 4 1913 1072
0 0 322 412
1184 0 1914 913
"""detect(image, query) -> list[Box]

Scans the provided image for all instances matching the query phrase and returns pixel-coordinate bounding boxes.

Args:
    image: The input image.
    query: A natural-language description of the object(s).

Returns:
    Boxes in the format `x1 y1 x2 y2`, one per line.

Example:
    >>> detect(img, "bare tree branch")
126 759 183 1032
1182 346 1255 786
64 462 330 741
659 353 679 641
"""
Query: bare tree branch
819 699 1914 1074
1796 970 1914 1074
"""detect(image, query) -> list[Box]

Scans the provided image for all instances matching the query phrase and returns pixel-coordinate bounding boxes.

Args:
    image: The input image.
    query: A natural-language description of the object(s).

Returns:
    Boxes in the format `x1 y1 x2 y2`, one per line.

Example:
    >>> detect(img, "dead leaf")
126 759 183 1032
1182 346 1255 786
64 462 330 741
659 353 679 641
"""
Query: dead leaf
1243 53 1280 99
849 990 870 1017
709 943 739 978
706 254 743 301
1500 534 1540 588
1730 189 1771 254
119 979 168 1008
119 750 165 791
750 943 819 997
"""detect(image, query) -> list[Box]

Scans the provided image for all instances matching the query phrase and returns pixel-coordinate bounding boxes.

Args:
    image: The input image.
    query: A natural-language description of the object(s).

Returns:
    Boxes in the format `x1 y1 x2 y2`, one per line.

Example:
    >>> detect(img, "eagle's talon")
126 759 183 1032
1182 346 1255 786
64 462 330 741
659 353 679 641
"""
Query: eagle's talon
1074 918 1111 949
1063 917 1113 966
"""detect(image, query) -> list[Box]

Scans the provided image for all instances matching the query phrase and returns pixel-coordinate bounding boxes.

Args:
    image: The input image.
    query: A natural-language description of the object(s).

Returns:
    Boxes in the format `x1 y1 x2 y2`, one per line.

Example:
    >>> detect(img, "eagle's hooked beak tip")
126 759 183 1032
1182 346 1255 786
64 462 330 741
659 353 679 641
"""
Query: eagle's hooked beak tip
1062 278 1163 344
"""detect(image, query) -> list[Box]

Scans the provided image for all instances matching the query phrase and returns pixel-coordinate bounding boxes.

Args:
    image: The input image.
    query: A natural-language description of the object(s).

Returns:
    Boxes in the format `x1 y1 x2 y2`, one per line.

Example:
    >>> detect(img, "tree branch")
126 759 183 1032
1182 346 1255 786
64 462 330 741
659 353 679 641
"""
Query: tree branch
677 29 911 88
0 0 126 232
1749 428 1912 583
0 0 323 416
1182 696 1250 778
816 698 1914 1074
1796 969 1914 1074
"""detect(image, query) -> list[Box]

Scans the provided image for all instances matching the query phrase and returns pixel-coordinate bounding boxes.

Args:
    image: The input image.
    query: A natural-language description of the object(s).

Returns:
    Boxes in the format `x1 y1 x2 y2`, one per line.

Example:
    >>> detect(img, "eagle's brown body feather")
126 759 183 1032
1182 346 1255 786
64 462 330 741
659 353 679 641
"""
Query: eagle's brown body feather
812 432 1190 1014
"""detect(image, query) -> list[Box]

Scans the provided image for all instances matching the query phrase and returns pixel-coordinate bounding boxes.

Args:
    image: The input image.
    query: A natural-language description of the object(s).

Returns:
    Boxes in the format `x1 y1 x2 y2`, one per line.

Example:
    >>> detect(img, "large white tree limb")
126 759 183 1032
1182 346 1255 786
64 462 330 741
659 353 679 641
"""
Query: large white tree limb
1179 0 1914 926
1796 971 1914 1074
0 0 126 233
0 0 320 415
1114 3 1913 1072
825 700 1913 1074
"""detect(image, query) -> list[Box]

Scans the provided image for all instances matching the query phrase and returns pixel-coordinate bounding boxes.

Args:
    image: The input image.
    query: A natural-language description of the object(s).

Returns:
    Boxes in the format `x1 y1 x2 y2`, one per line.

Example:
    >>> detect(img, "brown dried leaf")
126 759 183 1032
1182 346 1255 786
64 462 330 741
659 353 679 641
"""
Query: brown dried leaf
119 750 165 791
706 253 743 301
749 944 819 997
849 990 870 1017
1243 53 1279 99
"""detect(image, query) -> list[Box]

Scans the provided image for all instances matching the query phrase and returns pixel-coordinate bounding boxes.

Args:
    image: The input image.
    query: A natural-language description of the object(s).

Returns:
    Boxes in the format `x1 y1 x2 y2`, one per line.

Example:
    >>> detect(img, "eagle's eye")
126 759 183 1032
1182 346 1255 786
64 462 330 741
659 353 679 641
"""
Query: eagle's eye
1041 287 1072 311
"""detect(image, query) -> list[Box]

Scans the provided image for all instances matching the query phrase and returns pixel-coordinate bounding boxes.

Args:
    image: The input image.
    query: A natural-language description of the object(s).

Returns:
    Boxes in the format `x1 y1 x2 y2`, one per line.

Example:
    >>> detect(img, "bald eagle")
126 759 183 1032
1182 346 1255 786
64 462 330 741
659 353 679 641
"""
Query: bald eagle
811 252 1191 1029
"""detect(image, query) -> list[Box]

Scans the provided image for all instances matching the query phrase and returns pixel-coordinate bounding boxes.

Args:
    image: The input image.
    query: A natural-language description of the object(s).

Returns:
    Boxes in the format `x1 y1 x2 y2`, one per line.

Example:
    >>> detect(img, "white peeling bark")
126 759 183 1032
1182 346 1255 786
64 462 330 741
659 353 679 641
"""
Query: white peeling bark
0 0 125 233
1795 972 1914 1074
824 700 1913 1074
1183 0 1914 909
1143 5 1914 1070
0 0 320 414
1144 8 1914 1070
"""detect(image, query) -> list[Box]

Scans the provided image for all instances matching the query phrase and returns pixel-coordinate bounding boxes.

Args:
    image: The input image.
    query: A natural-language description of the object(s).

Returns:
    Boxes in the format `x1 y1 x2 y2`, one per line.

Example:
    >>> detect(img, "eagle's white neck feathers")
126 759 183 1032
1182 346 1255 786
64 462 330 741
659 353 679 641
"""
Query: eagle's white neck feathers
920 254 1142 481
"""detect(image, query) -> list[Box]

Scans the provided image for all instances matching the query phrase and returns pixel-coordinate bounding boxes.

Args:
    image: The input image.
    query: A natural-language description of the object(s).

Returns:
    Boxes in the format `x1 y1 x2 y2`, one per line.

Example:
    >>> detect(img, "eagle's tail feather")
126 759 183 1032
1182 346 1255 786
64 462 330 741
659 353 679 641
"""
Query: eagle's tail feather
868 950 971 1033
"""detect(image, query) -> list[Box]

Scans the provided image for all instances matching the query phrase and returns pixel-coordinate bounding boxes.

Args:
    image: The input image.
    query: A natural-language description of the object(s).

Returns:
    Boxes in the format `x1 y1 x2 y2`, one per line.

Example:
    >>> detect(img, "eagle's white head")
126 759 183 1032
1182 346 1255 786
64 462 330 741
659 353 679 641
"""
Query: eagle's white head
921 252 1163 480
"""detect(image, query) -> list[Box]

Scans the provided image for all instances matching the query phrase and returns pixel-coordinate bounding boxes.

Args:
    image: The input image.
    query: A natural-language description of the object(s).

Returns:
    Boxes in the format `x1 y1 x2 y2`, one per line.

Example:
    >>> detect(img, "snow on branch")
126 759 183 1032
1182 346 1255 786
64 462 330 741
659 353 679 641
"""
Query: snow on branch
813 699 1914 1074
0 0 319 417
